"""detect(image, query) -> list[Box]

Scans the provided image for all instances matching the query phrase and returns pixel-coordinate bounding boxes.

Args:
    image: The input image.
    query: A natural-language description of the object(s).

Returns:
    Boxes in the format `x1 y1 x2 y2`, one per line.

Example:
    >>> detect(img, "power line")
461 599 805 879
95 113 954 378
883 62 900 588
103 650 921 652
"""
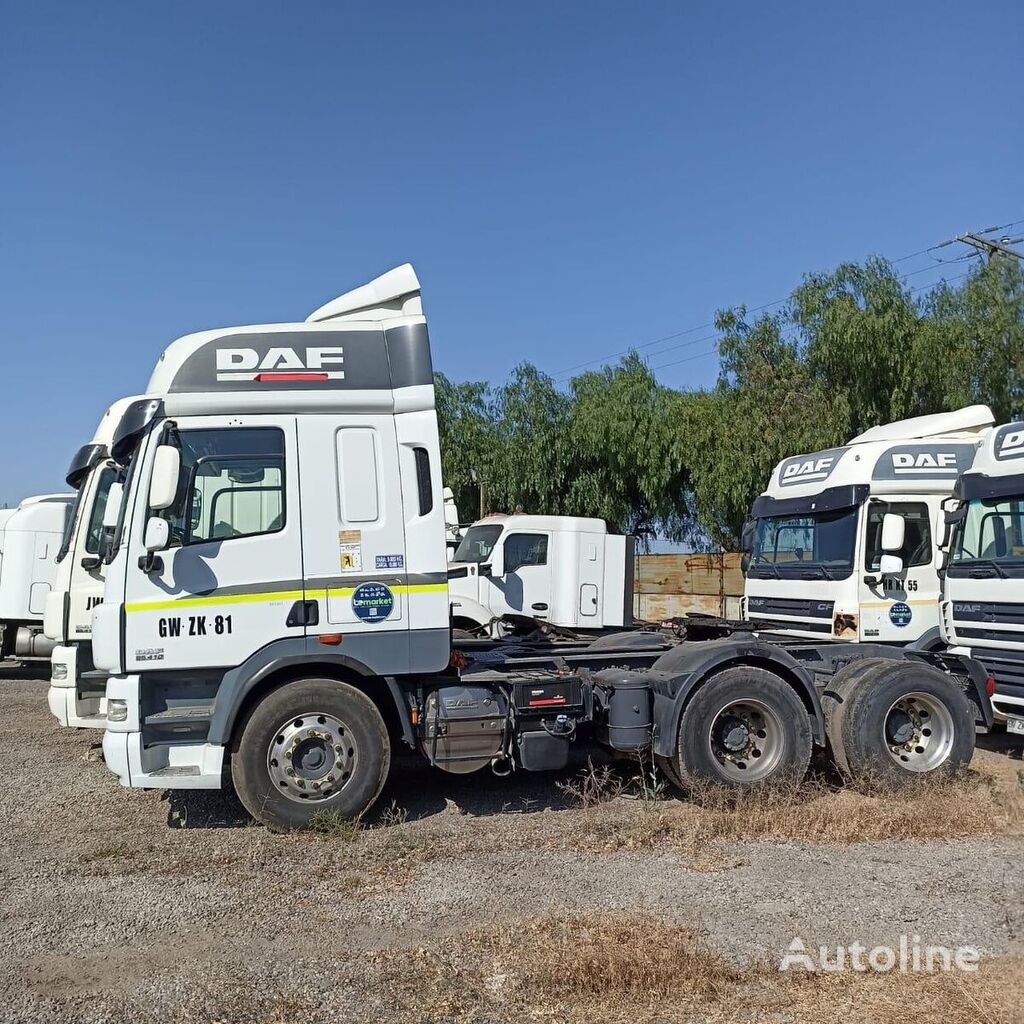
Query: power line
553 225 1010 381
648 266 976 384
623 255 981 373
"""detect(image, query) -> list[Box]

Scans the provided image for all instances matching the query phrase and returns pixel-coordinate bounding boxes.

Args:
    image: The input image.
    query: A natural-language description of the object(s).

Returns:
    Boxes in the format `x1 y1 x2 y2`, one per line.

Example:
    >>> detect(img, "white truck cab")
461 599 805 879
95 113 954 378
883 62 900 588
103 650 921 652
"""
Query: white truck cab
745 405 993 645
0 493 74 662
45 398 145 726
95 264 451 795
942 421 1024 725
447 514 634 635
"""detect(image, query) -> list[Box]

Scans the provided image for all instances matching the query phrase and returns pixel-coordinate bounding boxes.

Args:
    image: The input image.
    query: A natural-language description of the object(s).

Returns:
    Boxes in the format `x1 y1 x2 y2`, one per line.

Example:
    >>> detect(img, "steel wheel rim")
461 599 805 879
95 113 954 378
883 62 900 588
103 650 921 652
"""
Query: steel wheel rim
882 691 955 773
267 711 357 803
706 697 786 782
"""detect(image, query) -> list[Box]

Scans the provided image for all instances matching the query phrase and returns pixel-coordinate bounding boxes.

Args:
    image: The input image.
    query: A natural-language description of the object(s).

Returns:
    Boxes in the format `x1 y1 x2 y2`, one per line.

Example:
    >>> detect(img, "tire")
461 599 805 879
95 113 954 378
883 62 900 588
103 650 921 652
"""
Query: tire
671 666 813 790
655 753 686 793
232 678 391 830
821 658 892 781
839 660 975 787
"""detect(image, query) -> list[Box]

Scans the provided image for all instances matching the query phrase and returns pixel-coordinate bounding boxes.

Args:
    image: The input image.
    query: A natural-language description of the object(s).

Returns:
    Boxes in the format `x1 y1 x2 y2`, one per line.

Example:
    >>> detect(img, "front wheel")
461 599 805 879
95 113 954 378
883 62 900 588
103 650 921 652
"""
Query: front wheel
670 666 813 790
232 678 391 830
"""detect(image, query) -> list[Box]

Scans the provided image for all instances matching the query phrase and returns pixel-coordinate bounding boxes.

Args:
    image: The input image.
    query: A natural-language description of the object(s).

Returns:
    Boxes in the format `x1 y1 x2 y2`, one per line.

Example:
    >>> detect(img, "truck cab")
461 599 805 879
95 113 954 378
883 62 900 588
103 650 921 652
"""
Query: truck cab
447 513 635 635
95 264 451 793
942 421 1024 726
744 406 993 645
0 493 74 661
44 397 144 727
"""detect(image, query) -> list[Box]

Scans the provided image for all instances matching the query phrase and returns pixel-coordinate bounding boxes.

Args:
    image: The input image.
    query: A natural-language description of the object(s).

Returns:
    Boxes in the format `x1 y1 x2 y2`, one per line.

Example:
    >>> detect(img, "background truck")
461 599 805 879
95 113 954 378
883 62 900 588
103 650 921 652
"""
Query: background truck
941 420 1024 730
0 493 74 663
45 397 143 727
92 265 992 830
447 513 635 636
743 405 993 646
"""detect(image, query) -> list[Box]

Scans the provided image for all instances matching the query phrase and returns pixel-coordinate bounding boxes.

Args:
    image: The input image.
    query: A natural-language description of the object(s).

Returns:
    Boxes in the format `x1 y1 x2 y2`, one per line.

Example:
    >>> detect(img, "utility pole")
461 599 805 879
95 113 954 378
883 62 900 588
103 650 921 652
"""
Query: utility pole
944 225 1024 263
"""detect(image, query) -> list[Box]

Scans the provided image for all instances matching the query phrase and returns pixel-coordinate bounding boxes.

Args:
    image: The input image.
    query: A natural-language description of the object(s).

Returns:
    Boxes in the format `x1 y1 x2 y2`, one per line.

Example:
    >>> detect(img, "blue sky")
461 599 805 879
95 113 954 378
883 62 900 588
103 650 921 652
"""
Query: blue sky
2 1 1022 502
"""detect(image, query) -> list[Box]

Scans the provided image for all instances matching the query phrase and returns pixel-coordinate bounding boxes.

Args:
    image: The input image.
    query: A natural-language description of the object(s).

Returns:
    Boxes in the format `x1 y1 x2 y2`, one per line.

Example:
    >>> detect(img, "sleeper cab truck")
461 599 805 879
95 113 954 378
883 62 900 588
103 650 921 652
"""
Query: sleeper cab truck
742 405 994 646
940 421 1024 733
93 265 992 831
45 397 145 727
0 494 74 662
447 513 635 637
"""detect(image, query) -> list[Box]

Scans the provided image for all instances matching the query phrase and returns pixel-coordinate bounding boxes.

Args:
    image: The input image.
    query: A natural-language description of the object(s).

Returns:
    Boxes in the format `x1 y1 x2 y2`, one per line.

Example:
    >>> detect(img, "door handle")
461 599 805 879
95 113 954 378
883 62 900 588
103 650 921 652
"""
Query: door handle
531 602 548 611
286 600 319 627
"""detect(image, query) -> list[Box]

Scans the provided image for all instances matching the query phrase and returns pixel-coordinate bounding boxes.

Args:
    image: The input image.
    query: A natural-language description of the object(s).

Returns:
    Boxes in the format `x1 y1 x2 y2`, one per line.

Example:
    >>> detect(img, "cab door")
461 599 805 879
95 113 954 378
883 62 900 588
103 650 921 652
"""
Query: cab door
484 532 551 619
121 416 304 672
859 498 939 642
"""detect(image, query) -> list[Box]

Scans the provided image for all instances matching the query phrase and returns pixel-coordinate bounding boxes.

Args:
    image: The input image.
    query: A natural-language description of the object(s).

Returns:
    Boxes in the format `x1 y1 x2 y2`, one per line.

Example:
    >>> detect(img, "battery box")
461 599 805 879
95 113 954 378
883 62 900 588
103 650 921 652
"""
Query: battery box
511 677 585 716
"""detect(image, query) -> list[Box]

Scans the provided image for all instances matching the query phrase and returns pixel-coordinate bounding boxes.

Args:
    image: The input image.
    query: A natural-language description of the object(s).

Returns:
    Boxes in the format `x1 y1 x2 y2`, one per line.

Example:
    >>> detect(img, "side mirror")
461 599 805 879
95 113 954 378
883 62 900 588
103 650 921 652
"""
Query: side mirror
740 552 751 575
478 563 494 578
148 445 181 511
879 553 904 576
144 517 170 553
101 482 124 530
880 513 905 553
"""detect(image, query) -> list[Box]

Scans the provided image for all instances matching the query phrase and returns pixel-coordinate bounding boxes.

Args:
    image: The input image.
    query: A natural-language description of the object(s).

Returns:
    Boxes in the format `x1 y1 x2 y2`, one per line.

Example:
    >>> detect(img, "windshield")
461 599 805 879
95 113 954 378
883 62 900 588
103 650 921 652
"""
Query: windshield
452 524 503 564
950 495 1024 577
749 506 859 579
55 485 87 563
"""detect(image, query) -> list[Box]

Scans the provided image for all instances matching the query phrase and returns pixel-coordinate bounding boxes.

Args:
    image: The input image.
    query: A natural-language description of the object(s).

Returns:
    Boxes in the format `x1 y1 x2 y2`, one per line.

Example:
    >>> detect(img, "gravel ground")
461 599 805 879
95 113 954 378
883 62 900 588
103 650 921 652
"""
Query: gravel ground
1 670 1022 1023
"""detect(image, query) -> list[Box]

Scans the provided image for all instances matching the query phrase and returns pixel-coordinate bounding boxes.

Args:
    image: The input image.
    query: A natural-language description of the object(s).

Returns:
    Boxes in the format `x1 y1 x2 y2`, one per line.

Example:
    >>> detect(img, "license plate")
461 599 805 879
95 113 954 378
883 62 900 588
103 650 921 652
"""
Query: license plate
1008 717 1024 736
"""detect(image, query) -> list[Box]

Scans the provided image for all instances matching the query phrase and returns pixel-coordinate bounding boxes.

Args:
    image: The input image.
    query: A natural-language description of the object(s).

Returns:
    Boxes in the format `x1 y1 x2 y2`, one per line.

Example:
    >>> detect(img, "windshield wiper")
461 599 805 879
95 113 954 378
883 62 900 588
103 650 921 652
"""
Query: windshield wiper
960 558 1009 579
751 560 781 579
800 565 836 581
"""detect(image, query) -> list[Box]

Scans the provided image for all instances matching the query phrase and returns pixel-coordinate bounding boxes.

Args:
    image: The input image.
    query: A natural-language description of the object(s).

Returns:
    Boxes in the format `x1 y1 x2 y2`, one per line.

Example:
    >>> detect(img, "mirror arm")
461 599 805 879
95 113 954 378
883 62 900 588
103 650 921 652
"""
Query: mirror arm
138 552 164 574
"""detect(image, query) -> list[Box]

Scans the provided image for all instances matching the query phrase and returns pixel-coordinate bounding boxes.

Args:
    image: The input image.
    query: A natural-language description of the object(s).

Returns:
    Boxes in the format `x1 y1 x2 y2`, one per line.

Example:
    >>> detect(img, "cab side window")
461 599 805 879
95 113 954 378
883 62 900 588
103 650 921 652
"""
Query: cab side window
503 533 548 573
158 428 285 546
864 502 931 570
85 466 119 554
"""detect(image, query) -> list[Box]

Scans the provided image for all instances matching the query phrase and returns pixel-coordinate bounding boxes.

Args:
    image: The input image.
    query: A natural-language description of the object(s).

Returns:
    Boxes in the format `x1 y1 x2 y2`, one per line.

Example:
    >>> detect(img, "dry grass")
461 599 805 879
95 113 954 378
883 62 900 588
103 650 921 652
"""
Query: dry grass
538 756 1024 862
361 911 1024 1024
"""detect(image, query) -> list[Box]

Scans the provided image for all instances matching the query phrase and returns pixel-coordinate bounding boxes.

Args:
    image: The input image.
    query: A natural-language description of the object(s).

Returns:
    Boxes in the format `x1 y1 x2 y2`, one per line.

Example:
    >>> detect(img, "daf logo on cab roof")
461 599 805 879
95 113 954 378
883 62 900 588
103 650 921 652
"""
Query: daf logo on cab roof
891 451 959 473
995 424 1024 462
215 346 345 382
872 443 978 481
778 448 845 487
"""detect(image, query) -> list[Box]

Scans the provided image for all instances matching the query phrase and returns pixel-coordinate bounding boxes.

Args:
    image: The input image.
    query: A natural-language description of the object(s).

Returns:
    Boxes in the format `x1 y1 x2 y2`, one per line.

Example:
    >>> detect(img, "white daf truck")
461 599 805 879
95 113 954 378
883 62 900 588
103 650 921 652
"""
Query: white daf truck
941 421 1024 730
93 265 992 830
45 398 146 726
743 406 994 645
0 493 74 663
448 513 634 636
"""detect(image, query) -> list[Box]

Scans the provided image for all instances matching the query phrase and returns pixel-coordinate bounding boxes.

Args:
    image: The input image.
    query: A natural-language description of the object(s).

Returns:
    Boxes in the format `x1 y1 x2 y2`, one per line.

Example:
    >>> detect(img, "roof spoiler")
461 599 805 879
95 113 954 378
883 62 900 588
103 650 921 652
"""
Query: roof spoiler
306 264 422 323
850 404 994 444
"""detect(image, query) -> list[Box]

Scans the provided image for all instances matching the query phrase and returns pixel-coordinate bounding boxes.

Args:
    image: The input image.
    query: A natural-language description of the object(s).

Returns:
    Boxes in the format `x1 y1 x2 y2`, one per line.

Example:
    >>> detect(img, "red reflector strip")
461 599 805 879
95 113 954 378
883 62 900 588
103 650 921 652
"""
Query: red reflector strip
255 372 329 382
986 675 997 697
527 697 567 707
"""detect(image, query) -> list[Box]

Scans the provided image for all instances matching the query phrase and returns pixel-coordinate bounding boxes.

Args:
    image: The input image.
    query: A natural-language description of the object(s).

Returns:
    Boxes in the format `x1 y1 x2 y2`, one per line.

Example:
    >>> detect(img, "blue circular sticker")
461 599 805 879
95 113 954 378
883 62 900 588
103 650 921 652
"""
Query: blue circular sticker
889 602 912 628
352 582 395 623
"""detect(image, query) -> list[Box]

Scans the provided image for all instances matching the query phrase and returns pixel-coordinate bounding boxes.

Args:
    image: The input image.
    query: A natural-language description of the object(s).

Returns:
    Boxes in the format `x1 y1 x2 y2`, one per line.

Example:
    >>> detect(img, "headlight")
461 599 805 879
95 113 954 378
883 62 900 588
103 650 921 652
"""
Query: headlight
51 663 68 681
107 699 128 723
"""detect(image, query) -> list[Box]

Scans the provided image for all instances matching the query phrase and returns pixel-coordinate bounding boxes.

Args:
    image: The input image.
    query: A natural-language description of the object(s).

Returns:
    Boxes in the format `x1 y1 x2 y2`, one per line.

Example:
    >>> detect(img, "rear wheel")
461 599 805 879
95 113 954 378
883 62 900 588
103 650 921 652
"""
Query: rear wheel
671 666 813 790
233 678 391 830
839 661 974 786
821 658 892 780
